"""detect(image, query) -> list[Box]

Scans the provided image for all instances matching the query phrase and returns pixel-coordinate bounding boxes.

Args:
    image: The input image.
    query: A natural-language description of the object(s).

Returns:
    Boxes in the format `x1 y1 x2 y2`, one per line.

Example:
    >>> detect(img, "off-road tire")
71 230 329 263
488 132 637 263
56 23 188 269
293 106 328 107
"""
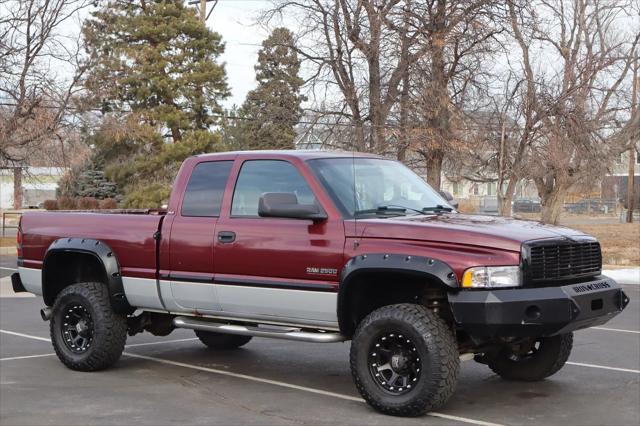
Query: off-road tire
488 333 573 381
350 303 459 417
50 282 127 371
195 331 252 349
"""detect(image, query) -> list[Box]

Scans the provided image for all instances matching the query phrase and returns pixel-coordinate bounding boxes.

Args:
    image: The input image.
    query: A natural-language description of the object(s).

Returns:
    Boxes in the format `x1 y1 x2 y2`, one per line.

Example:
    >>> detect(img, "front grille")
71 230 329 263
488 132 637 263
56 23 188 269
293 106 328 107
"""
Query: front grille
526 239 602 283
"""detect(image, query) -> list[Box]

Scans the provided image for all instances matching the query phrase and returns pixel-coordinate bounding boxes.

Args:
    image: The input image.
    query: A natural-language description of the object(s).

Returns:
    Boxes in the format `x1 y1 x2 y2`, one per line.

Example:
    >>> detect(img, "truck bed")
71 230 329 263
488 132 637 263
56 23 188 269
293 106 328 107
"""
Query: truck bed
21 211 164 279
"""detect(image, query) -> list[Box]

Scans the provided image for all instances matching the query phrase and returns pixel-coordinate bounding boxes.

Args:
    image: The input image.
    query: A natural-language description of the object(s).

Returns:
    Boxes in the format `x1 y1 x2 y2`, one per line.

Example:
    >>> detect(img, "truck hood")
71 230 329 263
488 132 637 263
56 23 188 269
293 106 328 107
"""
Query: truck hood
354 213 589 252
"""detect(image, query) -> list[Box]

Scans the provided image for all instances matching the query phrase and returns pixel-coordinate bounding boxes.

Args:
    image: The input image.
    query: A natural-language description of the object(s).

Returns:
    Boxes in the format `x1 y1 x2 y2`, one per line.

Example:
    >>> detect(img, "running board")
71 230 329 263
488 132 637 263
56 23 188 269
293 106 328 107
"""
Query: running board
173 316 347 343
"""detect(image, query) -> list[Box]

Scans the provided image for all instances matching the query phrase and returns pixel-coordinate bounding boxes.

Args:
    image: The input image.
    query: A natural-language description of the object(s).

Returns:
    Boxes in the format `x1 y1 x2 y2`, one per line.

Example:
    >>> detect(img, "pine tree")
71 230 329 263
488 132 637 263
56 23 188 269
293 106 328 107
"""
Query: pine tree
236 28 305 150
82 0 230 207
58 157 119 200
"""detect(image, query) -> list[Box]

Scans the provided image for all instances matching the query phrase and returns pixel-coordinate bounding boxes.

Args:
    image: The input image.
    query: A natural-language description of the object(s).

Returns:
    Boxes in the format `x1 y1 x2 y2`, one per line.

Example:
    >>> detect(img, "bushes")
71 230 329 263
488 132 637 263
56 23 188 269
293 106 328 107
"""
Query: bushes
57 196 78 210
99 198 118 209
44 197 118 211
77 197 100 210
43 200 59 210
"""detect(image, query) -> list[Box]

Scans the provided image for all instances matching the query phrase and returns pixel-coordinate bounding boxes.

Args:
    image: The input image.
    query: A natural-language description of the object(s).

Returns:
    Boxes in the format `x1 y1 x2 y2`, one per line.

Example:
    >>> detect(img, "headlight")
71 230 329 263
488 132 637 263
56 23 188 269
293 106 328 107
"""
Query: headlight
461 266 521 288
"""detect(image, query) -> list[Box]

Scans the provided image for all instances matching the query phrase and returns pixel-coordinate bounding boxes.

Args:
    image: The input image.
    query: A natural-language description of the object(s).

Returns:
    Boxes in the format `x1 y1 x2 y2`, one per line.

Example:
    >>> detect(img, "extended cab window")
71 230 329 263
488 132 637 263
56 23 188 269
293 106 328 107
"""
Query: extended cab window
231 160 316 217
181 161 233 217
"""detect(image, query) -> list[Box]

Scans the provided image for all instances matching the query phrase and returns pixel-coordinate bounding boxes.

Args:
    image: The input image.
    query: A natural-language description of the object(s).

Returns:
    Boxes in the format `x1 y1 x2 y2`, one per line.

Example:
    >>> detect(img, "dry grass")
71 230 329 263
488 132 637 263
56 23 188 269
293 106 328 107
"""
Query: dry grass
0 236 15 248
569 223 640 266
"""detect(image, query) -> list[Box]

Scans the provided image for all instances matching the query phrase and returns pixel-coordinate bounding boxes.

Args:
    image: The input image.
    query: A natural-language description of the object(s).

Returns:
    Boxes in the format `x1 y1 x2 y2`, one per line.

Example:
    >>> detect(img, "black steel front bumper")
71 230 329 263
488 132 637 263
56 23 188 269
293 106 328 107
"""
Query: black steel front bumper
448 276 629 338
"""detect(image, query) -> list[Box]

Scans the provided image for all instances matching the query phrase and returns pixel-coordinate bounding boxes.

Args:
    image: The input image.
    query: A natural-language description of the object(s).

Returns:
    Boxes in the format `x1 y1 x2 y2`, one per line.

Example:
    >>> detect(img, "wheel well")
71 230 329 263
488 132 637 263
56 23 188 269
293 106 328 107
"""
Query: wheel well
43 252 108 306
339 271 451 337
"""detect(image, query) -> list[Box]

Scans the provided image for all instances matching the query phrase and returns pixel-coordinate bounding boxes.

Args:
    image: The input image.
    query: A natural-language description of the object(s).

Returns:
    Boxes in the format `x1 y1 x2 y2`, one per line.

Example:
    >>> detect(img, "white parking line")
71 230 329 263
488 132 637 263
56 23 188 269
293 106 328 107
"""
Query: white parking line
0 267 17 272
0 329 503 426
590 327 640 334
566 362 640 374
0 353 55 361
0 329 50 342
0 338 200 362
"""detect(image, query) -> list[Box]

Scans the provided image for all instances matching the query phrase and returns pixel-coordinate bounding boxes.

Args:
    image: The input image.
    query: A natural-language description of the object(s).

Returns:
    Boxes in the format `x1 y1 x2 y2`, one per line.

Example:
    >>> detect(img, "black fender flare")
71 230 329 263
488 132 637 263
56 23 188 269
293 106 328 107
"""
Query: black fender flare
43 238 132 313
337 253 459 334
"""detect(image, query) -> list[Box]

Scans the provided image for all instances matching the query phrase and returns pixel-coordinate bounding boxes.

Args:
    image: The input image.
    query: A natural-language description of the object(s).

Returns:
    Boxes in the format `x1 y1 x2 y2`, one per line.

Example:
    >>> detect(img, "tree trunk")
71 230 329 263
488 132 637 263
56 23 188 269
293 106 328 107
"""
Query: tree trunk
397 65 410 161
424 2 450 190
539 185 569 224
13 167 23 209
368 57 383 152
354 121 366 152
426 151 444 190
498 177 517 216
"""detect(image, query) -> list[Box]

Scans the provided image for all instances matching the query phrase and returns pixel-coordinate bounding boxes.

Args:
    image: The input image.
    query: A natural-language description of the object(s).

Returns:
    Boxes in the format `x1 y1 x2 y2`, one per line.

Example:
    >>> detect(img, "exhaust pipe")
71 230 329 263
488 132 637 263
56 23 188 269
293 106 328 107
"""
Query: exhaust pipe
40 307 52 321
173 316 346 343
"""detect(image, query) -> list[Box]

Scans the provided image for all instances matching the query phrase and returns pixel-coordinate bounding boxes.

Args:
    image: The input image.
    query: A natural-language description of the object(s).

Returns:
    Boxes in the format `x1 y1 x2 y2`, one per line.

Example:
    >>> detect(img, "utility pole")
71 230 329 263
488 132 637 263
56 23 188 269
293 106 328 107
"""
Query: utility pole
189 0 218 23
627 53 638 223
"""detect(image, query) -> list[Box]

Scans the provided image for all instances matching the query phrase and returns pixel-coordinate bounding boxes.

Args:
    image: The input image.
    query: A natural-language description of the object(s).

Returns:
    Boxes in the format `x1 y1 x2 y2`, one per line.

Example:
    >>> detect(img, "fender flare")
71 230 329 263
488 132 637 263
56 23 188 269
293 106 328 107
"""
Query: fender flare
43 238 132 313
337 253 459 334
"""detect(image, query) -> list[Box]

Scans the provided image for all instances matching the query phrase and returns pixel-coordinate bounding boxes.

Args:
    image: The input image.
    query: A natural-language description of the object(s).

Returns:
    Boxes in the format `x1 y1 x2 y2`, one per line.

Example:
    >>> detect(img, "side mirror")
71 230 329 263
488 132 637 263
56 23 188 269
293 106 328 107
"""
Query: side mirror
438 190 459 210
258 192 327 222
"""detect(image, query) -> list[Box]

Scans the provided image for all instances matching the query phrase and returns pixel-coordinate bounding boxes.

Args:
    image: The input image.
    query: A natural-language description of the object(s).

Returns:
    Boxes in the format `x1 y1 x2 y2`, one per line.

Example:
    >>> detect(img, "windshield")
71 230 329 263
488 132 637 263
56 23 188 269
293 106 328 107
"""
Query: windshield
307 157 452 218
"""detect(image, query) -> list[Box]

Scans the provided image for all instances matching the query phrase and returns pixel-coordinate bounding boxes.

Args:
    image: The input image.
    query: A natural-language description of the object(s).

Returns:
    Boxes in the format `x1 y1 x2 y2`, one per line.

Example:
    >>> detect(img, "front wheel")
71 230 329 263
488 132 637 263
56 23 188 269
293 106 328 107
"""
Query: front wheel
50 282 128 371
487 333 573 381
350 304 459 417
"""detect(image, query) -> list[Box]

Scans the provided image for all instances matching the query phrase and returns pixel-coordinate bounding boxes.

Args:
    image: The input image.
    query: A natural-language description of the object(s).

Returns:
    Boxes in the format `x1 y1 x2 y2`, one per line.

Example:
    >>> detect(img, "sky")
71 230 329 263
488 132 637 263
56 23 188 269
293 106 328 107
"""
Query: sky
205 0 270 107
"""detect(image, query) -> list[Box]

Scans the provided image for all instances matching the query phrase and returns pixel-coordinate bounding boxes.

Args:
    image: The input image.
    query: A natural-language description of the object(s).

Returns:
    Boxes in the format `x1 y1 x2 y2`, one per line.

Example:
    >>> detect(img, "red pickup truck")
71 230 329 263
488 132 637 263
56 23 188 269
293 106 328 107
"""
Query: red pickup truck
12 150 629 416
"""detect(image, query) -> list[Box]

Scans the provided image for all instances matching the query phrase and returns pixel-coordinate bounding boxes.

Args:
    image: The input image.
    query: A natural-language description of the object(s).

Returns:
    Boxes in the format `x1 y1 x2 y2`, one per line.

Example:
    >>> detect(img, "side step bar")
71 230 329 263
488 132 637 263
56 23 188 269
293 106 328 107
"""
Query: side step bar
173 316 347 343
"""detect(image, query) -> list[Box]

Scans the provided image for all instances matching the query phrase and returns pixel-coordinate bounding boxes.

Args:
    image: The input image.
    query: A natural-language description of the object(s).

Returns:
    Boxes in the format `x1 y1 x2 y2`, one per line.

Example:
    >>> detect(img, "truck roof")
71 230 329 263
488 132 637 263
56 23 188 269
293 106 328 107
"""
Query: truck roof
195 150 384 161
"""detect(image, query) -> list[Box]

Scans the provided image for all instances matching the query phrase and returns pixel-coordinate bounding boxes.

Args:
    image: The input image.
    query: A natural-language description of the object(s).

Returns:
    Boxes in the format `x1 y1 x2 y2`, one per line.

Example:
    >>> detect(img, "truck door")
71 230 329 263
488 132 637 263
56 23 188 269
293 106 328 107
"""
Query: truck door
165 160 233 312
213 159 344 327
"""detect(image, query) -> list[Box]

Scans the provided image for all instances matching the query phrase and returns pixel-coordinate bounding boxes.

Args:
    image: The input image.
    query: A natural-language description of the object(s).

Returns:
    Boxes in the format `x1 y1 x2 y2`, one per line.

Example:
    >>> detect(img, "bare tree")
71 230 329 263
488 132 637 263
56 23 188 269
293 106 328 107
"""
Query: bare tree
508 0 639 224
406 0 502 189
0 0 90 166
265 1 464 153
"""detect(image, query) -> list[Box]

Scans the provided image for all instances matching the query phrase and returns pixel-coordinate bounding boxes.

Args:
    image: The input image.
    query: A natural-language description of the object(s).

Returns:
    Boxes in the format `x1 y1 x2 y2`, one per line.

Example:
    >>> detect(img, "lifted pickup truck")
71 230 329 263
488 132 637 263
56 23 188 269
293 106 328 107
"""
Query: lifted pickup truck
13 150 629 416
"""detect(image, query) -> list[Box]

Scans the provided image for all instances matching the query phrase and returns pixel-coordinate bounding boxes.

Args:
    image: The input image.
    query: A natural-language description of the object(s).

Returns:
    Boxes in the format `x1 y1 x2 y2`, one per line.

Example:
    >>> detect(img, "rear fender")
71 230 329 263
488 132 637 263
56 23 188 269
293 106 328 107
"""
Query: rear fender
43 238 132 313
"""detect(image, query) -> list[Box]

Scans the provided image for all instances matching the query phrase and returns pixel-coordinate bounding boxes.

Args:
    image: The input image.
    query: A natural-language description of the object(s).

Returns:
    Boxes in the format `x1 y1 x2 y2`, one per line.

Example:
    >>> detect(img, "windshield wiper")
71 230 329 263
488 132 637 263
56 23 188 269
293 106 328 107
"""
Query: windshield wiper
421 205 454 213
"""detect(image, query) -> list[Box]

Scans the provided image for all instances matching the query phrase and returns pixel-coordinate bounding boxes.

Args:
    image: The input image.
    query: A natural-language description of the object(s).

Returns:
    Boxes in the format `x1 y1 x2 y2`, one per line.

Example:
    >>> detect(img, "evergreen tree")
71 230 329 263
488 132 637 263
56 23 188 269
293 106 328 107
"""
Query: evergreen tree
82 0 230 207
58 157 119 200
236 28 305 150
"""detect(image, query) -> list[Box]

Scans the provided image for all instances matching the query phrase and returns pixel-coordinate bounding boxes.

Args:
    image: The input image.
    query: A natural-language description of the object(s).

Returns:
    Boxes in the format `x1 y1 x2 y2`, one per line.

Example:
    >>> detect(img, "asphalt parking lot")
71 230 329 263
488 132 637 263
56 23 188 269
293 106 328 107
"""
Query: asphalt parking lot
1 256 639 426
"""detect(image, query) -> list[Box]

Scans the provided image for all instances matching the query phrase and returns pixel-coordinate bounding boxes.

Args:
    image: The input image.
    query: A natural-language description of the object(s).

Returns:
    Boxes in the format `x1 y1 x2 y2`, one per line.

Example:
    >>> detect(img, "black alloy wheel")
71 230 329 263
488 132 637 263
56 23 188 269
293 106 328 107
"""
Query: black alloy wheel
60 303 94 353
368 332 421 395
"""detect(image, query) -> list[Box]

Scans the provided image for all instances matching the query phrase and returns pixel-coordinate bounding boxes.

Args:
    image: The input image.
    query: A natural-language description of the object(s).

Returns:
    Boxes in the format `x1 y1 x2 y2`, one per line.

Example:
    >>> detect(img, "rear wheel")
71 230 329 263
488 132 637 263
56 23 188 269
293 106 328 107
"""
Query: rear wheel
350 304 459 417
487 333 573 381
195 330 252 349
50 282 127 371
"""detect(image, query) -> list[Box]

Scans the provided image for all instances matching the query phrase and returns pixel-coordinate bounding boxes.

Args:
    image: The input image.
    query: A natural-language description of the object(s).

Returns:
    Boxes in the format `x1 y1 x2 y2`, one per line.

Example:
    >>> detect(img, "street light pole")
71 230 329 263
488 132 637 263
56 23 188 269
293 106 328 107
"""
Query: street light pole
627 53 638 223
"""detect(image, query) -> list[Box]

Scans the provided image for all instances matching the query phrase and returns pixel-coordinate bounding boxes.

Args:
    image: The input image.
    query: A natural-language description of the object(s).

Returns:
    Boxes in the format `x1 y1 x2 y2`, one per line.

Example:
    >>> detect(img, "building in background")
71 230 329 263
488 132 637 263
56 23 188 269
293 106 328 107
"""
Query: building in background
601 149 640 208
0 167 66 210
